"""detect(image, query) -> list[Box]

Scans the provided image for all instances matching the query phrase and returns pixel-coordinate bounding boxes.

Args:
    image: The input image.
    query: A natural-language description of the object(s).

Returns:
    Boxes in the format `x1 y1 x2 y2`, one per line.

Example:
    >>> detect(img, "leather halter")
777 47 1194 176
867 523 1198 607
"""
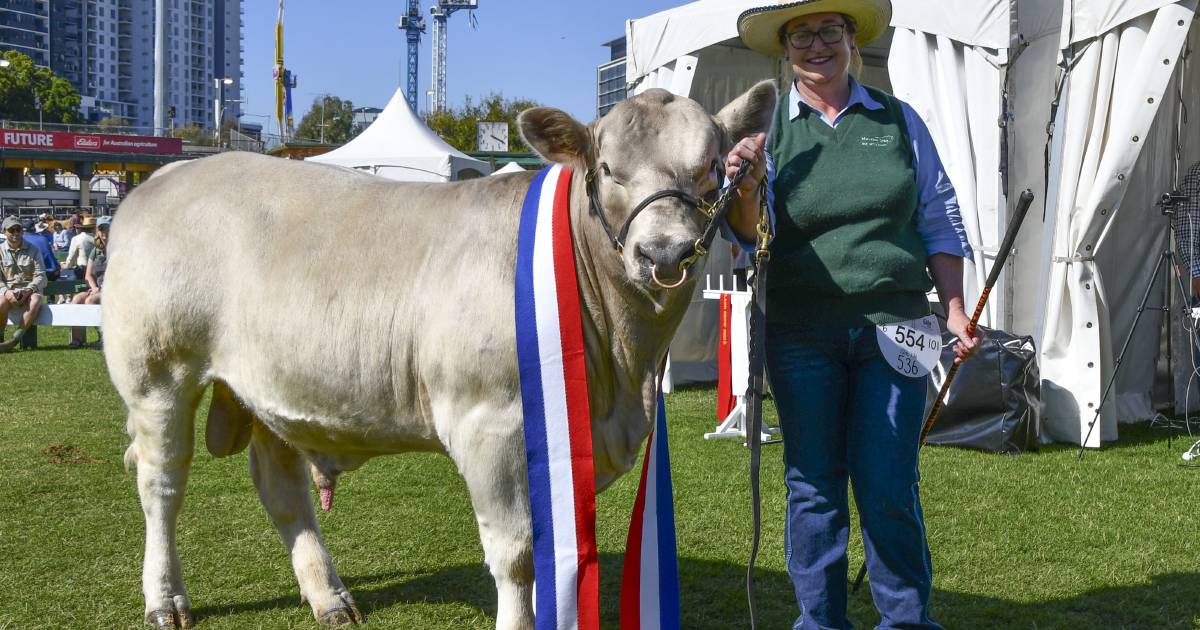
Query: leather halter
583 160 753 271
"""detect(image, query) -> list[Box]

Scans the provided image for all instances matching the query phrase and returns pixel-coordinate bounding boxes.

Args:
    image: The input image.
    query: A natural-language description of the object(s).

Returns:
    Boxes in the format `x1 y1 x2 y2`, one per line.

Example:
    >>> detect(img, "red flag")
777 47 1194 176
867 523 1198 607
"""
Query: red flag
716 293 736 423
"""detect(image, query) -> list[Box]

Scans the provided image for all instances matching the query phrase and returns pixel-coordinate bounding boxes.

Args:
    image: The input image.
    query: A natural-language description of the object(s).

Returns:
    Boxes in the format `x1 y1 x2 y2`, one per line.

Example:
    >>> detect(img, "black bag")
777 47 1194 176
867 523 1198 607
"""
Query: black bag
923 324 1040 453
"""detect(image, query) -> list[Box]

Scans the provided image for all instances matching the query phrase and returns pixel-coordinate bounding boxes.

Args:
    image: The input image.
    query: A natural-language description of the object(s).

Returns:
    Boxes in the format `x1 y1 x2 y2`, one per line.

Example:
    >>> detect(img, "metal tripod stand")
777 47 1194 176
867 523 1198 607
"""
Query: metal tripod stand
1077 193 1194 457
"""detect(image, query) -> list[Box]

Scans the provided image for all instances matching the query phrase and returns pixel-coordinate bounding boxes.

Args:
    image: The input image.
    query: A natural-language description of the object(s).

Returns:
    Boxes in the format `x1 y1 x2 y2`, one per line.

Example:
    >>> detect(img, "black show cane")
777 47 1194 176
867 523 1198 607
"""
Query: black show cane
851 189 1035 593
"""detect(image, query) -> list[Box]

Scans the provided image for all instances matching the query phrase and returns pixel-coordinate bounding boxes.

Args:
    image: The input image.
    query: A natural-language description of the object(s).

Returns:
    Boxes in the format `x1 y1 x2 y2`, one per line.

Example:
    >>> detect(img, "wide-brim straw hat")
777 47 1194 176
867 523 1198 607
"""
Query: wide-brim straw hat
78 217 96 231
738 0 892 56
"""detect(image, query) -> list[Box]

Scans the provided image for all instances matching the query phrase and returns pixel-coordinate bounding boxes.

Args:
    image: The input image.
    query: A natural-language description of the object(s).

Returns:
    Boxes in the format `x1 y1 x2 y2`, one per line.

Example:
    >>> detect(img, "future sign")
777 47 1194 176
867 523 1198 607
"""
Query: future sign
0 129 183 155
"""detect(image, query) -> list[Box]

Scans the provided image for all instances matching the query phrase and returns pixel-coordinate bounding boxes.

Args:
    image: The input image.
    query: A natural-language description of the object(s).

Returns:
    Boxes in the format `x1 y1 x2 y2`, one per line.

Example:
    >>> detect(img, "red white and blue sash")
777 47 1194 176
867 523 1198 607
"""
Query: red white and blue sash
516 164 600 630
515 165 678 630
620 390 680 630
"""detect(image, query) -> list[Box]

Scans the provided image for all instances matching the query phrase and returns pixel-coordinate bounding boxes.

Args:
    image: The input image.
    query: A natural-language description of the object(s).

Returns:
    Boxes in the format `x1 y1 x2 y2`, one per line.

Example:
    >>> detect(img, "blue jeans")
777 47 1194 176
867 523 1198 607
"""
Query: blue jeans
766 322 942 630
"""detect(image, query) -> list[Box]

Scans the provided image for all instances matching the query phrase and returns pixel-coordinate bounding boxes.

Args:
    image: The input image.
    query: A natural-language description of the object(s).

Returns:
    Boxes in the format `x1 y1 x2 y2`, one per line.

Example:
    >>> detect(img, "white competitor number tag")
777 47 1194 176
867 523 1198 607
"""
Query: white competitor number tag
876 315 942 378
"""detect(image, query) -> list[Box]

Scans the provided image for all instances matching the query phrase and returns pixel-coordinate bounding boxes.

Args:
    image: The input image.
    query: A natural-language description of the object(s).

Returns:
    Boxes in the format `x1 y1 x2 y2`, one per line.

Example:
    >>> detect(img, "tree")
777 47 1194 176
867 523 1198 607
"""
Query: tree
171 124 215 146
98 116 129 129
0 50 83 124
425 93 541 153
295 95 355 144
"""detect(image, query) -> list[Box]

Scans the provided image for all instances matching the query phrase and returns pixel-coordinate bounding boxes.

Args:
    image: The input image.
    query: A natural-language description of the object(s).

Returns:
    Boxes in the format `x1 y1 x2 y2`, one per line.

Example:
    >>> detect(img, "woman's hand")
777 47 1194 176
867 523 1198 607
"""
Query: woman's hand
726 132 767 197
725 133 767 241
945 307 982 364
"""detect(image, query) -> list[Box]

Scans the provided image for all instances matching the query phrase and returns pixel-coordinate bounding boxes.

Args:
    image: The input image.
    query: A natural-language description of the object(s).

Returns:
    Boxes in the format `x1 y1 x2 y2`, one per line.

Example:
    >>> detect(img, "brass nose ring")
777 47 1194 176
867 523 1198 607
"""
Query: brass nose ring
651 264 689 289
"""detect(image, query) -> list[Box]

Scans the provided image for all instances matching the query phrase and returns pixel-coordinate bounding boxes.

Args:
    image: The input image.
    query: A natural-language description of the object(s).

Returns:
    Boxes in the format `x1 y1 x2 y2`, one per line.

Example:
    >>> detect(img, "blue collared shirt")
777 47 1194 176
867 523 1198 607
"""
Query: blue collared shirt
725 78 973 262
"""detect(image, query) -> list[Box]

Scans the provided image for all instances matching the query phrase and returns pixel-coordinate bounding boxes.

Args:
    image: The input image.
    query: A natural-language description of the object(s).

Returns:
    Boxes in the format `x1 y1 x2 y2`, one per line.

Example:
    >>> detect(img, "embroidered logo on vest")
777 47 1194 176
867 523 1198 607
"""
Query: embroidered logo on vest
860 134 895 147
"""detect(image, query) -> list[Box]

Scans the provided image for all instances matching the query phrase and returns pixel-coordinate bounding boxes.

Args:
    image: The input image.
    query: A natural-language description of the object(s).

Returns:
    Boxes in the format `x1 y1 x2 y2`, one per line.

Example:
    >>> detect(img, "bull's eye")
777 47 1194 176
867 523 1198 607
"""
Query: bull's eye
599 162 625 187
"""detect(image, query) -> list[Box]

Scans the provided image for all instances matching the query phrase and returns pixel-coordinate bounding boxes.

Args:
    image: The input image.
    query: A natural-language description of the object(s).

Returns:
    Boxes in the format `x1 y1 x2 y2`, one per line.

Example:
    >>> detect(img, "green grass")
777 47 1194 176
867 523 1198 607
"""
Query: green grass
2 328 1199 629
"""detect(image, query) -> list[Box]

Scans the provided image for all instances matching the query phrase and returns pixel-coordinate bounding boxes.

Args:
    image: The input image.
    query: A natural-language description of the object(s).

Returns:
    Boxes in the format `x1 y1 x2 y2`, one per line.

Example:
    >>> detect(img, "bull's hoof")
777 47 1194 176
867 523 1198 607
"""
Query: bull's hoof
145 605 193 629
318 606 363 627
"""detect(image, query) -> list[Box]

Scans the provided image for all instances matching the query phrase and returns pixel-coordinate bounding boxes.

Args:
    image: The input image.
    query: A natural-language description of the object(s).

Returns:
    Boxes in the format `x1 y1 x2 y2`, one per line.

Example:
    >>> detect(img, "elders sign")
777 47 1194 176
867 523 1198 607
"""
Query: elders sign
0 129 183 155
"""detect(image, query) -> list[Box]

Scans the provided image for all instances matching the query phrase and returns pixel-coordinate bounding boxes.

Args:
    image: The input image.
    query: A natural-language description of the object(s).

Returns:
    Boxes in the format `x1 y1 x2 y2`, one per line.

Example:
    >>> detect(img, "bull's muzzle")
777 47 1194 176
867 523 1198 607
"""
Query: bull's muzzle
638 240 695 289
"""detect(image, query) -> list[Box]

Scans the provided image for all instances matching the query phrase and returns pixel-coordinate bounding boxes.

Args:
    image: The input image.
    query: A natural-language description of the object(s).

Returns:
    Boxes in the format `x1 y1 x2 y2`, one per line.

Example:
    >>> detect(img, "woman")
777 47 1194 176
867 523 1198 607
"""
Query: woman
69 217 109 349
51 220 69 252
62 216 94 282
727 1 980 628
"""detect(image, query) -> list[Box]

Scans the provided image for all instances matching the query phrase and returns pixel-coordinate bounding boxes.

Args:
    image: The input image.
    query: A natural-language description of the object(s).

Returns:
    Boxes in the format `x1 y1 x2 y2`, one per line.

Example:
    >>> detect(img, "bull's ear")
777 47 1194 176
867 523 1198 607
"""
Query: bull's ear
714 80 777 153
518 107 594 170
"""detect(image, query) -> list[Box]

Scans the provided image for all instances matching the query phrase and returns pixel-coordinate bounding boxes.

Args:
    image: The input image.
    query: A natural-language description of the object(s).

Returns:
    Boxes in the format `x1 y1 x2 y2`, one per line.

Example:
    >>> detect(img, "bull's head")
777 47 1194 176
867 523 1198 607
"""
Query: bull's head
518 81 776 289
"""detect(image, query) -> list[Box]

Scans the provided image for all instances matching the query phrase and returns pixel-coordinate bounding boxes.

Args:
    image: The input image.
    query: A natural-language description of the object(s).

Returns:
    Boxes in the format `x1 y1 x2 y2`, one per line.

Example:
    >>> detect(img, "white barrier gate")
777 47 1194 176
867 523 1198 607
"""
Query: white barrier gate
702 273 779 443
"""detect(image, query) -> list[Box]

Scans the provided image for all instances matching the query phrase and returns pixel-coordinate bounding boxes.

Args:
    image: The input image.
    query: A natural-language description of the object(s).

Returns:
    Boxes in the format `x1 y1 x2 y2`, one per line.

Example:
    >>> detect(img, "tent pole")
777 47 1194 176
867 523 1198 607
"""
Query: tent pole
1033 66 1071 350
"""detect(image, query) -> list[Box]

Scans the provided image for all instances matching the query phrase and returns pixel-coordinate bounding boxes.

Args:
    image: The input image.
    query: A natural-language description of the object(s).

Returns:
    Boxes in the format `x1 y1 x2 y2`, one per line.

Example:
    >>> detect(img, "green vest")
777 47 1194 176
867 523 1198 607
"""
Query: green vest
767 85 932 327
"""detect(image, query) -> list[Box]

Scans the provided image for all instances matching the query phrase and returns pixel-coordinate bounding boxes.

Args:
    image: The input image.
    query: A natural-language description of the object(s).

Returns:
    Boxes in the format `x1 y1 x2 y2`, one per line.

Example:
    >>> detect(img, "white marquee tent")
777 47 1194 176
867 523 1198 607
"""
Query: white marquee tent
627 0 1200 446
490 161 528 175
308 87 490 182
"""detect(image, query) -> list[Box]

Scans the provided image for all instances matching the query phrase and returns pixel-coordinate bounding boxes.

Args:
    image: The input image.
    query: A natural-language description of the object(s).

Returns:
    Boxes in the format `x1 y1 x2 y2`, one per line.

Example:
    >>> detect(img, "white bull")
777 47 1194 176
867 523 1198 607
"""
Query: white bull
103 82 775 629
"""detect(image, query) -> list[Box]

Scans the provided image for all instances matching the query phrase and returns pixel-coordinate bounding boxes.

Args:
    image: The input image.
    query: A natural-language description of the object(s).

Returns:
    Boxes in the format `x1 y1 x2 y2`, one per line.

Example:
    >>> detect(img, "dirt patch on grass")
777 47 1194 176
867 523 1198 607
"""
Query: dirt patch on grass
43 445 106 464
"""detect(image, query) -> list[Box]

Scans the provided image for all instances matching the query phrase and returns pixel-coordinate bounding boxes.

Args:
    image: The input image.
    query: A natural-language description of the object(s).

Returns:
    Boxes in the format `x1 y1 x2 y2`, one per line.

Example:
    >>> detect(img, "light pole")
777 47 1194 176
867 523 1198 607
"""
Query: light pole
214 77 233 145
306 92 332 143
34 95 43 130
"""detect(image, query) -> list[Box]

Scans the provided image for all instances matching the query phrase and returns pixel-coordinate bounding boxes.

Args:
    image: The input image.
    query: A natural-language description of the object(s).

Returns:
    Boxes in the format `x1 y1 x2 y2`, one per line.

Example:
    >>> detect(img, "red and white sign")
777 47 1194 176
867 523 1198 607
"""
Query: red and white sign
73 136 101 149
0 129 183 155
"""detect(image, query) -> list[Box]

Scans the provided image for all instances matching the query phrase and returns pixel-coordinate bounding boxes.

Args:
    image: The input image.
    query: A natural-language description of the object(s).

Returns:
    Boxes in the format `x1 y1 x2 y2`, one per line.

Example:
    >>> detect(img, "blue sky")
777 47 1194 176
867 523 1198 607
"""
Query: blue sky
240 1 685 133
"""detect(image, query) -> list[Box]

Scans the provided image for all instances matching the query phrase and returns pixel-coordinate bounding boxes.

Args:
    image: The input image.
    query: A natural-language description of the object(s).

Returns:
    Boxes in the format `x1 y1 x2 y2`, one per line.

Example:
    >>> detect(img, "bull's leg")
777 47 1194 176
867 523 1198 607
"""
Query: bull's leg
455 441 535 630
123 373 204 629
247 422 363 627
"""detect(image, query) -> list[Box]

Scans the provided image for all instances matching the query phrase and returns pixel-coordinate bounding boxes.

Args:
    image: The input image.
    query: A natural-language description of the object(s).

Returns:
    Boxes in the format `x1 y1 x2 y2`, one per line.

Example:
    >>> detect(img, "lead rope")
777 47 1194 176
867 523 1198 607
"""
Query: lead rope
745 179 771 630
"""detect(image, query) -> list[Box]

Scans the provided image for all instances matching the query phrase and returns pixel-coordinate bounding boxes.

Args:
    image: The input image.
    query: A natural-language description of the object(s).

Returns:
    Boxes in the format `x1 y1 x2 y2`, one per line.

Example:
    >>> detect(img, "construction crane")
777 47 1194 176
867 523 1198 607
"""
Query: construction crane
397 0 425 112
430 0 477 113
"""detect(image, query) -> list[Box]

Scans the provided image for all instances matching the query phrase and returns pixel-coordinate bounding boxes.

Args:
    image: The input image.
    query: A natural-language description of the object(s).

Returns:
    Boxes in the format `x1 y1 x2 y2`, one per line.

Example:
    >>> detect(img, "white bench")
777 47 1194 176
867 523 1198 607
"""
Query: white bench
5 304 102 327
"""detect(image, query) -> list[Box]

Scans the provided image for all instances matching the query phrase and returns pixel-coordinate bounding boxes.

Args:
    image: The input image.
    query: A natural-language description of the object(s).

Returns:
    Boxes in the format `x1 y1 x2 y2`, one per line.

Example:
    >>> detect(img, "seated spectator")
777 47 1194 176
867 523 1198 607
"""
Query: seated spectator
70 216 110 349
59 217 77 251
62 217 95 281
50 221 69 252
20 219 59 281
0 217 47 353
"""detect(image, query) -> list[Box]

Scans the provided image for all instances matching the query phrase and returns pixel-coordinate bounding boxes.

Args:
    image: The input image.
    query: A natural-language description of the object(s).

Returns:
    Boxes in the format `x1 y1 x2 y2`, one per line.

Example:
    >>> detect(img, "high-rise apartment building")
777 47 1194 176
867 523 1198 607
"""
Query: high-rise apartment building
597 37 627 118
1 0 51 68
2 0 242 131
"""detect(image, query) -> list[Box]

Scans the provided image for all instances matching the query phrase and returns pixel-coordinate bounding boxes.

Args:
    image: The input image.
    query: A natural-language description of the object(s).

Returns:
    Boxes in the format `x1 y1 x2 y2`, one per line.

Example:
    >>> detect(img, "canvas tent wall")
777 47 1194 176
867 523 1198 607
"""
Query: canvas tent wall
626 0 1200 446
308 87 489 182
1035 0 1199 445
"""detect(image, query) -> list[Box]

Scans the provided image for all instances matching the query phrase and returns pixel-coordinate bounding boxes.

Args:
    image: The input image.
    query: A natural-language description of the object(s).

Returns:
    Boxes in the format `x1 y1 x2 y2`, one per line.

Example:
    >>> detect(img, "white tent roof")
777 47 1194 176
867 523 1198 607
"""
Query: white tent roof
308 88 489 182
490 161 527 175
625 0 759 83
627 0 1161 69
891 0 1010 49
625 0 1015 83
1060 0 1181 46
